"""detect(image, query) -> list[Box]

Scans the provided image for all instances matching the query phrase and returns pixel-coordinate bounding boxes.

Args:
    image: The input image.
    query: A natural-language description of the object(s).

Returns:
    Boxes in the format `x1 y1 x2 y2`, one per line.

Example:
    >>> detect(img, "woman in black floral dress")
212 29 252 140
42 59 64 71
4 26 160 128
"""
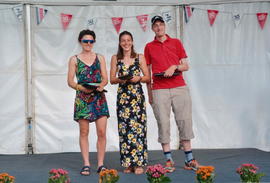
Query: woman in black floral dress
110 31 150 174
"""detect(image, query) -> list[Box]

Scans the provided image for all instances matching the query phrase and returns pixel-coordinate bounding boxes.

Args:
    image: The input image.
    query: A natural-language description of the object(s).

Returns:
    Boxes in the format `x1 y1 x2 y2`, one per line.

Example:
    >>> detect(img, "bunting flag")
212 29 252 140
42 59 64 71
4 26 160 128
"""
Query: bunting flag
257 13 268 30
162 11 172 24
207 10 219 26
184 6 194 23
61 13 72 31
111 17 123 34
87 18 97 30
36 7 48 25
136 14 148 32
12 5 23 22
232 12 242 28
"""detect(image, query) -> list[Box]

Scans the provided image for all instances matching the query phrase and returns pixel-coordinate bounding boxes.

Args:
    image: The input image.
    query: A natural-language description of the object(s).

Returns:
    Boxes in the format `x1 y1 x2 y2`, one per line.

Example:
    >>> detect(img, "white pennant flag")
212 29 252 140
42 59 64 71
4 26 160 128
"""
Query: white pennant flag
232 12 242 28
13 5 23 22
162 11 173 24
87 18 97 30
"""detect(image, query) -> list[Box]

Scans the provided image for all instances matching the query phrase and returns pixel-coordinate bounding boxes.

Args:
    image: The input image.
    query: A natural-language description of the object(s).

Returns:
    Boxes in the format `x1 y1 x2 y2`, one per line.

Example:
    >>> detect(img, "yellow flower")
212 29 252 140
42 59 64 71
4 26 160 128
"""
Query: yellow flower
128 134 134 140
125 108 130 113
120 99 124 104
137 128 142 134
134 156 138 161
128 85 133 90
137 161 142 166
141 114 146 121
131 149 137 156
132 89 136 94
132 138 137 143
131 99 137 106
121 143 127 149
118 124 123 129
126 158 130 163
138 145 143 151
121 93 127 98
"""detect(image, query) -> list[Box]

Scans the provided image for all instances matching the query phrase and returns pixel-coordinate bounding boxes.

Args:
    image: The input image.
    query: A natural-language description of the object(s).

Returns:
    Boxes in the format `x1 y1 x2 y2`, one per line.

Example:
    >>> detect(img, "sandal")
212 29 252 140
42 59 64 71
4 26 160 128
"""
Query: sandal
97 165 107 173
134 167 144 175
80 166 91 176
123 167 134 173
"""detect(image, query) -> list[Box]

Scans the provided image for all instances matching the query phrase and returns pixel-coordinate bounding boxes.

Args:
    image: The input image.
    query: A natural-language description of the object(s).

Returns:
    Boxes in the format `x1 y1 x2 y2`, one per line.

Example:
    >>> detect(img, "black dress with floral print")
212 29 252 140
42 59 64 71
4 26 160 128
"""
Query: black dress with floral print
117 57 148 168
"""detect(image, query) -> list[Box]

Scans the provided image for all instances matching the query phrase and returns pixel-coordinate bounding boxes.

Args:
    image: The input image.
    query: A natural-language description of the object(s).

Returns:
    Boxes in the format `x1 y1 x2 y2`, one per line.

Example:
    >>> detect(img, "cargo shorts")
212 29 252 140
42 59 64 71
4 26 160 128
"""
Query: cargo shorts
151 86 194 143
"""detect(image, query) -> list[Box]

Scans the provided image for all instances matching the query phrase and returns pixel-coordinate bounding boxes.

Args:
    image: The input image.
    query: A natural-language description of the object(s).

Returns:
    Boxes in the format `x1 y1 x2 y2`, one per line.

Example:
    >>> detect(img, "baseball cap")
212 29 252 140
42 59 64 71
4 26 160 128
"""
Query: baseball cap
151 15 165 25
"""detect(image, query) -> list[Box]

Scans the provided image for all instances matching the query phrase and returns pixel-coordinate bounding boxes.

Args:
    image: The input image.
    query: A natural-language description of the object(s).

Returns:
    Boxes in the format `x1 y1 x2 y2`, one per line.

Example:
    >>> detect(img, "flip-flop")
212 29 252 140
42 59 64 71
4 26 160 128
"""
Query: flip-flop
80 166 91 176
97 165 107 173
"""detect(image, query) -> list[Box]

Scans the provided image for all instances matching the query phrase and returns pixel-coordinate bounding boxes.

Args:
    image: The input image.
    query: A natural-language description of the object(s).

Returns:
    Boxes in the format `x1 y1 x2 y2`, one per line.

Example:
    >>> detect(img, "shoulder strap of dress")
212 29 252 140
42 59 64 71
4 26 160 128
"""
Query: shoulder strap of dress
135 54 140 64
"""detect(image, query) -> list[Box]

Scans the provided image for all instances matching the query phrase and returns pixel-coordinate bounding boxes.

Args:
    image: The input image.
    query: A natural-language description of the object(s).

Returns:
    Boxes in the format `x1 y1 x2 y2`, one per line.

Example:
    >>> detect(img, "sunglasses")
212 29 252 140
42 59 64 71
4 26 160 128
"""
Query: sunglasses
81 39 95 44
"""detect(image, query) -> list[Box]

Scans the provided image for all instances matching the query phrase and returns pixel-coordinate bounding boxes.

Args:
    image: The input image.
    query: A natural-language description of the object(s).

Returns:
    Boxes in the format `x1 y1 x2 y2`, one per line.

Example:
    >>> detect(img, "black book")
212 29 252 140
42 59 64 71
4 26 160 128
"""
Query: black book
81 83 99 90
118 75 133 80
80 83 107 93
154 71 180 77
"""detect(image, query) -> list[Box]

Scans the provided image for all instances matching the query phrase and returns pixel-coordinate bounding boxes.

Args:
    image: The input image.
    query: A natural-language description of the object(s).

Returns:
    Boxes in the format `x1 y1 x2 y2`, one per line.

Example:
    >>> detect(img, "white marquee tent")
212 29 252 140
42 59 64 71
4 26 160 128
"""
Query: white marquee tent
0 0 269 154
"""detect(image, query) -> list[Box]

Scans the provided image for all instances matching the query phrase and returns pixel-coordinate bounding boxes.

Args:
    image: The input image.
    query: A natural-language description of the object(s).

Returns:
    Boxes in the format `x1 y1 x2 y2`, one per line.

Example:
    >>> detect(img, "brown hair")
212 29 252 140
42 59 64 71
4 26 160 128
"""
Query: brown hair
116 31 137 60
78 29 96 42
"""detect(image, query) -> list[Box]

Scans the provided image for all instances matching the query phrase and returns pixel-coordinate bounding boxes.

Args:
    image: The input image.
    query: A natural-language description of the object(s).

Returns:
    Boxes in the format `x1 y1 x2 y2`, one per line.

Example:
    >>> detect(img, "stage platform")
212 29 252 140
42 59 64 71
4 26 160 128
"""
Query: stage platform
0 148 269 183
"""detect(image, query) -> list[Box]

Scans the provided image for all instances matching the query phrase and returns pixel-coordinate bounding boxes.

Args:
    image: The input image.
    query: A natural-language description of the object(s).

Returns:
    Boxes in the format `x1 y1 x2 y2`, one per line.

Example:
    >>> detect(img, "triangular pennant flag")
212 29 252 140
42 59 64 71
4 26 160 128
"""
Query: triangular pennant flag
162 11 172 24
136 14 148 32
87 17 97 30
111 17 123 34
207 10 219 26
184 6 194 23
257 13 268 30
13 5 23 22
232 12 242 28
61 13 72 31
36 7 48 25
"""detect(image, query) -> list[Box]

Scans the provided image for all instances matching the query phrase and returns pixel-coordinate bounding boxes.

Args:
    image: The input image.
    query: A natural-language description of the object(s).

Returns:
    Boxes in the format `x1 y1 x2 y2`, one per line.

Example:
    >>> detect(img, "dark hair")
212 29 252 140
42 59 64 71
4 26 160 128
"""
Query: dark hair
78 29 96 42
117 31 137 60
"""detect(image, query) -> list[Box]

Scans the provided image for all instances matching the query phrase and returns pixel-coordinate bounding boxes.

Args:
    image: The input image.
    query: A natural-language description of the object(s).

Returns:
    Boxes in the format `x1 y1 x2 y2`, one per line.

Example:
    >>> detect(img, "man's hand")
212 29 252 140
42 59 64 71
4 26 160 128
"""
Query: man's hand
164 65 177 77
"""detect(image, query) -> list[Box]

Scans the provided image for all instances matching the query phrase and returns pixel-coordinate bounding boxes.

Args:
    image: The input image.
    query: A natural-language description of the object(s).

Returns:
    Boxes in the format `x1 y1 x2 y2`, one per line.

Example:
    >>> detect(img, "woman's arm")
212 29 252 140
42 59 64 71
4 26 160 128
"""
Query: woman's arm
138 54 150 83
97 54 108 91
110 55 125 85
67 56 78 90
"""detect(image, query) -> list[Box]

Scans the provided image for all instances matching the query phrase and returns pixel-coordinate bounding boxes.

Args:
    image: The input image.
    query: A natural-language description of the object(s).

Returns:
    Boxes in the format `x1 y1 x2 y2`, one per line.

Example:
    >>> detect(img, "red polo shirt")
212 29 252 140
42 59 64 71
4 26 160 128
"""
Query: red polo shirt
144 34 188 90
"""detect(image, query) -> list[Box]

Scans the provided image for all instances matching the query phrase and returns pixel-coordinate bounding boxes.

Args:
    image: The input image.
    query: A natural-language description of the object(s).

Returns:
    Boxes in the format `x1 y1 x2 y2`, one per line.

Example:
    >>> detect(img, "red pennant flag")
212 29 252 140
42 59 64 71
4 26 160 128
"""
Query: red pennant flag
136 14 148 32
111 17 123 34
61 13 72 31
207 10 219 26
257 13 268 30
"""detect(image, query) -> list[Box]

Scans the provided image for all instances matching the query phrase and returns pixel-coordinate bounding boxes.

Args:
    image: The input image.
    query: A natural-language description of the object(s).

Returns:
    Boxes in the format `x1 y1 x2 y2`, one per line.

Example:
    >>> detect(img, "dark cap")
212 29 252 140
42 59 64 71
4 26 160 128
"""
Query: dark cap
151 15 165 25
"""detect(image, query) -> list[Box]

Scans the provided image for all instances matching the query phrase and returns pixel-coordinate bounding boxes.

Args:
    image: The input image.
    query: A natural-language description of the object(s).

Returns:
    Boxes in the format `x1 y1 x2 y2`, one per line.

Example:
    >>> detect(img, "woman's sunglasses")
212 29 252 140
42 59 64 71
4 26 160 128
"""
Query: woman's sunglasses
81 39 95 44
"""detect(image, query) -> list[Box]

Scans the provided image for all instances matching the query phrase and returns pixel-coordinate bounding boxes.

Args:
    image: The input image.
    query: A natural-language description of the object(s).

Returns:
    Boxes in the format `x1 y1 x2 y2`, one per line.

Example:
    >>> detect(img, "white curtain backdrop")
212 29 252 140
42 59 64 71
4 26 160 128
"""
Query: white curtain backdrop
184 2 270 151
32 5 178 153
0 2 269 154
0 4 26 154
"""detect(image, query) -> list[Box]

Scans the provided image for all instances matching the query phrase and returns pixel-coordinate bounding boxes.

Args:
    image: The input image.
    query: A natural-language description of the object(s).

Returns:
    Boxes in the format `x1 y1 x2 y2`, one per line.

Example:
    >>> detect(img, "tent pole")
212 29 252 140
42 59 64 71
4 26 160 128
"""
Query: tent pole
24 4 34 155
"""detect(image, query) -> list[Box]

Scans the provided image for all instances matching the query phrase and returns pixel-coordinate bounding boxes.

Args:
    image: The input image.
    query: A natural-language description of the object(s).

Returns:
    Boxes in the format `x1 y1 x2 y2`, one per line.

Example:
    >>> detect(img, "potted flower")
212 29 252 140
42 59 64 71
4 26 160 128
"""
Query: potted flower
236 163 265 183
48 168 70 183
146 164 171 183
196 166 215 183
99 169 119 183
0 173 15 183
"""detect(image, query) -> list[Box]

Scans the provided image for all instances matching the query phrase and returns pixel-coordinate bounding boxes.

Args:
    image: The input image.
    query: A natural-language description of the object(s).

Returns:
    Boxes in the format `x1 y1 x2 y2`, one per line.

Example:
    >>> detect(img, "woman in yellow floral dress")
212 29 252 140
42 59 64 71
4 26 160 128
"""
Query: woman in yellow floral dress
110 31 150 174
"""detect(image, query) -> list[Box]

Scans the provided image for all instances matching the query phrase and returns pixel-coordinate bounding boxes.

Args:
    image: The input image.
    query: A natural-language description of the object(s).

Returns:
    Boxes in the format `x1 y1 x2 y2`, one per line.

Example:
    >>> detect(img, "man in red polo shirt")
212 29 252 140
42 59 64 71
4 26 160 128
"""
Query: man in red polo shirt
144 15 200 172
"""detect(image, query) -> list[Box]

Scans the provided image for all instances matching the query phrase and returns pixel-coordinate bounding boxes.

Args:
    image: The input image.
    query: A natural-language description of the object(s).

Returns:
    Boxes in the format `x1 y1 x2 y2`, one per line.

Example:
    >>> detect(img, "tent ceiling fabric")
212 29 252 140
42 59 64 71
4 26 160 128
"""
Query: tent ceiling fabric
1 0 270 5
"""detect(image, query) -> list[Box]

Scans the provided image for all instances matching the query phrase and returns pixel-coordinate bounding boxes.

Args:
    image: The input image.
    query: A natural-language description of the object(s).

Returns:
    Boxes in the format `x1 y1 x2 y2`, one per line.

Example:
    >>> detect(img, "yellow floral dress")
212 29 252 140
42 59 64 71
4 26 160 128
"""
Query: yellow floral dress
117 57 148 168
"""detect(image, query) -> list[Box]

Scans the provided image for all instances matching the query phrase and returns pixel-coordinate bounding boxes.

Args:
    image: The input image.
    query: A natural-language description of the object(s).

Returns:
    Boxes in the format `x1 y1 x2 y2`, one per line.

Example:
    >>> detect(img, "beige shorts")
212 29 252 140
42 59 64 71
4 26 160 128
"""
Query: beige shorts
152 86 194 144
